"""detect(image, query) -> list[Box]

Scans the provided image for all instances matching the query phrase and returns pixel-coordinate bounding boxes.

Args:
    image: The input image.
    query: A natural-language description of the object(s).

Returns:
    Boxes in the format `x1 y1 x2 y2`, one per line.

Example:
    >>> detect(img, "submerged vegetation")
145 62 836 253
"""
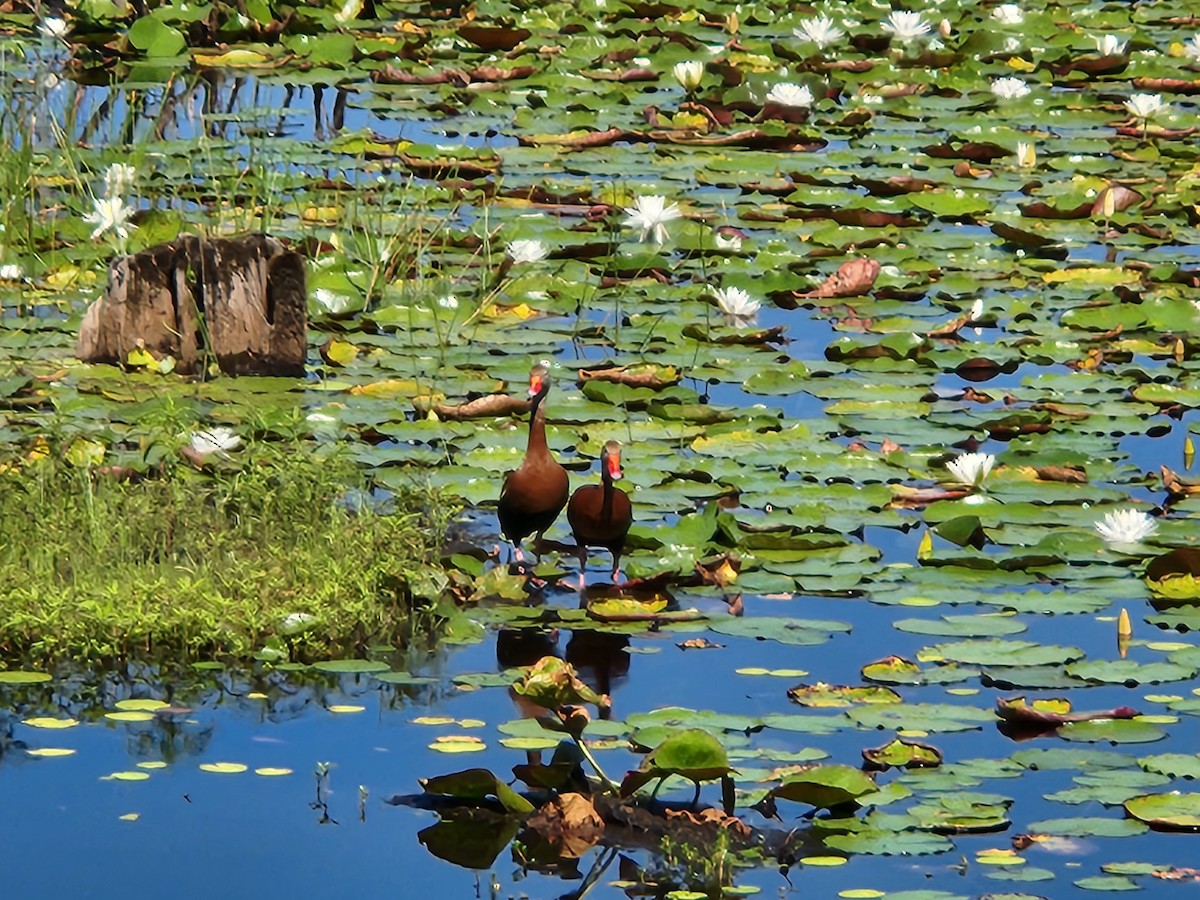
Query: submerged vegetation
0 441 450 659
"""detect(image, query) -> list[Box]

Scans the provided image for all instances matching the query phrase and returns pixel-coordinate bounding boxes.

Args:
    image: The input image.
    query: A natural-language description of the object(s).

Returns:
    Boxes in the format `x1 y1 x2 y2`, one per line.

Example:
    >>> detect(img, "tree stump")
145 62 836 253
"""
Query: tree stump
76 234 307 377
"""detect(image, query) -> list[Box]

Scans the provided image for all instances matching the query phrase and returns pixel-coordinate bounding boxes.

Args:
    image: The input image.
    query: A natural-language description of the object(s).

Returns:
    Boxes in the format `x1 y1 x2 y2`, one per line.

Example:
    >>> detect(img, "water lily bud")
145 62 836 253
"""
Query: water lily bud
672 60 704 92
1185 434 1195 470
917 530 933 560
1101 186 1116 218
939 18 952 38
1016 141 1036 169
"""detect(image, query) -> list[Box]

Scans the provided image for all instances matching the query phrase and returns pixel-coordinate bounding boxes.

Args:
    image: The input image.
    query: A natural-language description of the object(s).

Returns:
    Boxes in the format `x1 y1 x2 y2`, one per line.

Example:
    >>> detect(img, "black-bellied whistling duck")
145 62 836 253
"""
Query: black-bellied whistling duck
498 361 570 570
567 440 633 586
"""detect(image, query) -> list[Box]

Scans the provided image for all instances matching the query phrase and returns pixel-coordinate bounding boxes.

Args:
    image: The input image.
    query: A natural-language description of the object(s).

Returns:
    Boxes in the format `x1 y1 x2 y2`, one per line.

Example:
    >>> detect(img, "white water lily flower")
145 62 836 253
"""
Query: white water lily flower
1095 508 1158 545
1016 141 1036 168
506 239 548 264
991 5 1023 24
313 288 354 314
881 10 930 42
991 77 1031 100
714 229 743 251
0 263 24 281
38 16 67 39
332 0 361 24
83 196 134 240
713 286 760 318
622 194 682 244
766 82 814 107
946 452 995 487
968 298 984 321
190 426 241 455
1186 36 1200 60
1125 93 1166 119
794 15 844 49
104 163 136 197
672 60 704 92
437 295 459 309
1093 34 1128 56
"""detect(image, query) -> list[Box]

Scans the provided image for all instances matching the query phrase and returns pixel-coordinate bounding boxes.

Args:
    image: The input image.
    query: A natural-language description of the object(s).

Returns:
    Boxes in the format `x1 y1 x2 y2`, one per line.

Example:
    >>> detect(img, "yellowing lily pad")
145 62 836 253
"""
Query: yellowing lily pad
199 762 249 774
328 705 366 714
26 748 76 757
255 767 294 776
23 717 79 729
114 699 169 712
429 736 486 753
0 670 52 684
104 711 156 723
103 771 151 781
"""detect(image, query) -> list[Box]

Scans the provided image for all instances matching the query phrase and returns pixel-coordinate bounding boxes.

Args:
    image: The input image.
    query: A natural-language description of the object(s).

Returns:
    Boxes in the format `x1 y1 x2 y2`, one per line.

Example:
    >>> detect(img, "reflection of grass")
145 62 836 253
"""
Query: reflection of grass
0 444 451 660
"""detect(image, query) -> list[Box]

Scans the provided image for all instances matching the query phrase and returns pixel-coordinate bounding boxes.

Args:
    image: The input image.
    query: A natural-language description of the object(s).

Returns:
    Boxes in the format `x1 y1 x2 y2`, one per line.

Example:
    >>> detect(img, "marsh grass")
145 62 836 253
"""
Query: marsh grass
0 443 452 661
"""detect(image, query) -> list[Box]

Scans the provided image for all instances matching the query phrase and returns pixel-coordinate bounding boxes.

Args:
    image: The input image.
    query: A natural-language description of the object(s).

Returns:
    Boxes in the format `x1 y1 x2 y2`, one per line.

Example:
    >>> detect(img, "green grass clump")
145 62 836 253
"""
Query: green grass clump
0 444 451 661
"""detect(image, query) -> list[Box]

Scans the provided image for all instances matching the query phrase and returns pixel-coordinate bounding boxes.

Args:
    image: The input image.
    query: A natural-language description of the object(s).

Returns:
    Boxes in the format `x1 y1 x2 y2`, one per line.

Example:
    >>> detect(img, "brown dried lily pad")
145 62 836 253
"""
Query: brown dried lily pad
578 364 680 390
525 793 605 859
795 258 881 300
417 393 530 420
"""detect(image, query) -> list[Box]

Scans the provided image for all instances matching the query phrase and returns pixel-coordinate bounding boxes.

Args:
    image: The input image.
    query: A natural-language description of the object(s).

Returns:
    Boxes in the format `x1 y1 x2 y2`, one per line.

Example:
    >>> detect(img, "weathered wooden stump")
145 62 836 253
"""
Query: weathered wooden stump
77 234 307 376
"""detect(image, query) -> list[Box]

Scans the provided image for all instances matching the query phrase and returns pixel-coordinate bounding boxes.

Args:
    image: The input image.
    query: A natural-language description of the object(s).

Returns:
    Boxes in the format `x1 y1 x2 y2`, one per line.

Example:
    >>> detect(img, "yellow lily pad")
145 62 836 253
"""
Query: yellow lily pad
26 747 77 758
137 761 168 770
119 813 140 822
103 771 151 781
199 762 248 774
429 735 486 753
255 767 294 777
104 711 156 722
114 699 169 712
328 704 365 714
23 717 79 729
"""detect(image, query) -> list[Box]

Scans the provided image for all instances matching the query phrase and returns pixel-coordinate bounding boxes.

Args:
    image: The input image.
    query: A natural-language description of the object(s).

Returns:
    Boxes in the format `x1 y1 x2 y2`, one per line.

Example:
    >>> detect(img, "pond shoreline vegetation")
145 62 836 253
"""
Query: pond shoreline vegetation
0 438 452 660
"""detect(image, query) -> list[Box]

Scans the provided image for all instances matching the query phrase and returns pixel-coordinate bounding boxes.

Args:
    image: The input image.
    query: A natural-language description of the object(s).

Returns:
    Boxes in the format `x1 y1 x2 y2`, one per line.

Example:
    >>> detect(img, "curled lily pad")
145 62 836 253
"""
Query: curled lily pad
620 728 734 799
420 768 534 815
788 684 902 708
863 738 943 770
513 657 609 712
766 764 877 812
1124 792 1200 831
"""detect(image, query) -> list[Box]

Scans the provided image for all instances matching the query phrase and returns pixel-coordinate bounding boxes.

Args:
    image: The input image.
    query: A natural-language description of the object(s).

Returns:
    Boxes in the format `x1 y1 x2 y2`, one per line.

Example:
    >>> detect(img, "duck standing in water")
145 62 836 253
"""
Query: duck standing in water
498 361 570 572
567 440 632 587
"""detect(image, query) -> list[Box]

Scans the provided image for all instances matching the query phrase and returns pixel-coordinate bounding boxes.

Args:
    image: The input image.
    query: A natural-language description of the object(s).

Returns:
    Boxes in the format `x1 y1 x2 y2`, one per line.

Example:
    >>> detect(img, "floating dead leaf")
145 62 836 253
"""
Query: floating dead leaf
419 393 531 420
577 364 680 390
795 258 881 300
676 638 724 651
1033 465 1087 483
525 792 605 858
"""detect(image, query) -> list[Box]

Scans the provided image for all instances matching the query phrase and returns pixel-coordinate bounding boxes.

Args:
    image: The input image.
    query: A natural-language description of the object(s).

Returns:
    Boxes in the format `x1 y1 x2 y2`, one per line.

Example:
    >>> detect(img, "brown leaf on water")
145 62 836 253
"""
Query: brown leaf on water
526 793 605 859
1133 77 1200 94
424 394 531 420
1162 465 1200 499
663 806 751 838
996 695 1139 727
677 638 724 650
889 484 971 508
1115 124 1198 140
795 258 880 300
1033 465 1087 483
578 364 680 390
457 24 531 51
